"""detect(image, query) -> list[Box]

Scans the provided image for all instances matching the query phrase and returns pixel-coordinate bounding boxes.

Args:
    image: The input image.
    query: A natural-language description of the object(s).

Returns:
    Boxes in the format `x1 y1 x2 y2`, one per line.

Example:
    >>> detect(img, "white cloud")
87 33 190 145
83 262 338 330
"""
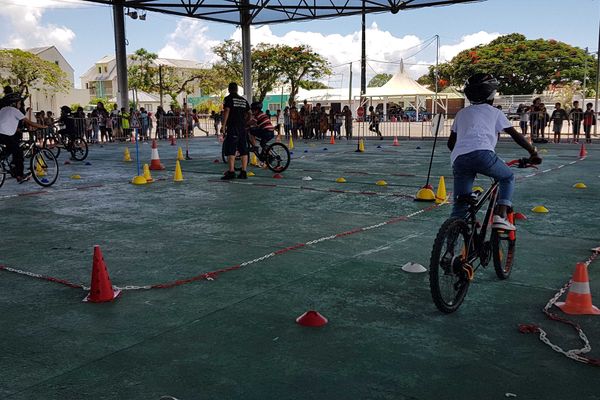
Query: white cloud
230 23 424 82
158 19 220 62
439 31 501 62
0 0 78 52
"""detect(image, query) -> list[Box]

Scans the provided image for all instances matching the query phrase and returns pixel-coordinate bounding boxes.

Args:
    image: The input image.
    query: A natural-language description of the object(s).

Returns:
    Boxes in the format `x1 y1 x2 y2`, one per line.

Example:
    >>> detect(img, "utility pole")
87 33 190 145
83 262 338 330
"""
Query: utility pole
159 64 163 108
349 62 353 109
360 0 366 108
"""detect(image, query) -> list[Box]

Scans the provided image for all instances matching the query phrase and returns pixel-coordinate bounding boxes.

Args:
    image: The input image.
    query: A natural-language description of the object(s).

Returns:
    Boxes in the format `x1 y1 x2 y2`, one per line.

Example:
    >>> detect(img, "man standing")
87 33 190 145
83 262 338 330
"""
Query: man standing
221 82 250 180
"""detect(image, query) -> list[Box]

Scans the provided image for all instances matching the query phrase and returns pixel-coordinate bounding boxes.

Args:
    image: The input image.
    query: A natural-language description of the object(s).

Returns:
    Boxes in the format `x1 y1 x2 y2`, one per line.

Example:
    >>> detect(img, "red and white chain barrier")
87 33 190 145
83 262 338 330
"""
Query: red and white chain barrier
519 248 600 367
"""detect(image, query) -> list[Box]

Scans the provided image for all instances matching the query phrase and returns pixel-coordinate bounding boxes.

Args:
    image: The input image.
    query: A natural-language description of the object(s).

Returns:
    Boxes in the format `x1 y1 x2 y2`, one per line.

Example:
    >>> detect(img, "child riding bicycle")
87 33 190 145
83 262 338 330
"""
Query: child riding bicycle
248 102 275 155
447 73 542 231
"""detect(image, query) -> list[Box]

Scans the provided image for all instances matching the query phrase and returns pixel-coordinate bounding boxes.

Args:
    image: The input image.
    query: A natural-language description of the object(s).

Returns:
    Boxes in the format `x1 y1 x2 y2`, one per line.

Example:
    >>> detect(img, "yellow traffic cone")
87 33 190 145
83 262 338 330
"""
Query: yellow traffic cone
250 152 259 167
435 176 447 204
358 139 365 152
35 157 46 177
143 163 153 182
176 147 184 161
174 160 184 182
289 136 294 150
124 147 132 162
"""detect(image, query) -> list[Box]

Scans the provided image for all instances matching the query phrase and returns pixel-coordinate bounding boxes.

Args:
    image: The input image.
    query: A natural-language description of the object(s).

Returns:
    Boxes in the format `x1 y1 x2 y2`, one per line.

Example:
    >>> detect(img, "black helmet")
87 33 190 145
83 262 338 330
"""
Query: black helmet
464 73 499 104
2 92 22 105
250 101 263 111
60 105 72 114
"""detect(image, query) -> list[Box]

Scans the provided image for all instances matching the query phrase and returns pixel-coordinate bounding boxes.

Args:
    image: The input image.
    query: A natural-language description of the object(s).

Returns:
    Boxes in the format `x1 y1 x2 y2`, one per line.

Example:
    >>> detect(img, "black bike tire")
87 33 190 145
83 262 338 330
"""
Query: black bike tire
30 148 59 187
43 135 61 158
265 142 290 173
70 138 89 161
429 217 471 313
491 229 516 280
0 170 5 188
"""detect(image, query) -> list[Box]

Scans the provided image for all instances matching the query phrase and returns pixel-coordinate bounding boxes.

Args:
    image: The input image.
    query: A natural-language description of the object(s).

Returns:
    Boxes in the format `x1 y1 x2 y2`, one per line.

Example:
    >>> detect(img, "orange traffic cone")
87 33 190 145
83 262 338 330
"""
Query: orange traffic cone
579 143 587 158
392 136 400 146
131 133 136 144
556 262 600 315
83 245 121 303
170 134 176 146
330 135 336 145
276 135 281 143
149 139 165 170
296 310 328 327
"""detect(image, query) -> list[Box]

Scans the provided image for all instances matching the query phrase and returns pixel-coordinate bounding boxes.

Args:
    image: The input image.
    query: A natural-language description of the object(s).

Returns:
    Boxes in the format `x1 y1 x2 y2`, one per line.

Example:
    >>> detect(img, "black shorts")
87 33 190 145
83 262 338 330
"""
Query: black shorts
223 127 249 156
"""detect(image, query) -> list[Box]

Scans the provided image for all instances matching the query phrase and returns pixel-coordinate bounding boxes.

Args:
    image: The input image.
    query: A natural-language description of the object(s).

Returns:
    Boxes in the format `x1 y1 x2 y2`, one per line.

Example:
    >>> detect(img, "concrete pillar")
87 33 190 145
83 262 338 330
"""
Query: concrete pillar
112 0 128 108
241 1 252 102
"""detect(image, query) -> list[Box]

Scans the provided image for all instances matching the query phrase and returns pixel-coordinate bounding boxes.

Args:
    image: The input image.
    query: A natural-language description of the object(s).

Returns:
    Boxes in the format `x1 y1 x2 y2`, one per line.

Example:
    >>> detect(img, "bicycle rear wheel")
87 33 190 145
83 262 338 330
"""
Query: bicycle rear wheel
70 138 88 161
491 229 516 280
43 135 61 158
265 142 290 172
30 148 59 187
429 217 472 313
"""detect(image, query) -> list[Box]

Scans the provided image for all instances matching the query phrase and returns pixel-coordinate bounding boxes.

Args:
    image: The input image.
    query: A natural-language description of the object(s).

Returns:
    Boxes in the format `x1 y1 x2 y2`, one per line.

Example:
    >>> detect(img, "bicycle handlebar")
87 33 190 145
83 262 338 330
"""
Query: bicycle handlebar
506 158 539 169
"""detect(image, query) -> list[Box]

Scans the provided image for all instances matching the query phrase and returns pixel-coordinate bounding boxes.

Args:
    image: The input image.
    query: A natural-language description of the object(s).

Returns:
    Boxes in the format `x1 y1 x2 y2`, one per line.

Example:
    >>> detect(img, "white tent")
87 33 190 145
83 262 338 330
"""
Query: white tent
365 60 434 98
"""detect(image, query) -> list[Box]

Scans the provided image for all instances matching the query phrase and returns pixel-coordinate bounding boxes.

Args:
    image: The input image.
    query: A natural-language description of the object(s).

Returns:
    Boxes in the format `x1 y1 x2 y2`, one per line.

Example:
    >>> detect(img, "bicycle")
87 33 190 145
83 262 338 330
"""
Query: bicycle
43 125 89 161
0 139 59 188
221 135 291 173
428 158 537 313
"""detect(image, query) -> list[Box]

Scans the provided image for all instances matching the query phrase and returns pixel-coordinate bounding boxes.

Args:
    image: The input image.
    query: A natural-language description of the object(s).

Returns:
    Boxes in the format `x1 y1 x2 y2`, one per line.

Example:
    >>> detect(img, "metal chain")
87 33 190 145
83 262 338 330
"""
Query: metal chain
521 250 600 366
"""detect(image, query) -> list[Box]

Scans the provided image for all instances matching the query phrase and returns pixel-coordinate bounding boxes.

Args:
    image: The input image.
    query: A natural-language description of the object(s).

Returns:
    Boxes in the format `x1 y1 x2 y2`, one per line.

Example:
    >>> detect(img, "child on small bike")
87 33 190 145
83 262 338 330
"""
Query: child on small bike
447 73 541 231
248 102 275 155
0 93 46 182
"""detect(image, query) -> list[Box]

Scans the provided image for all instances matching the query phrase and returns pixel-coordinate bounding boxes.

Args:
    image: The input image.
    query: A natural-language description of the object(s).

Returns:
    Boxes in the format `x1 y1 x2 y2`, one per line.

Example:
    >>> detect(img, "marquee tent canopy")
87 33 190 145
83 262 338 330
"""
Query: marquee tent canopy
79 0 485 25
365 61 434 97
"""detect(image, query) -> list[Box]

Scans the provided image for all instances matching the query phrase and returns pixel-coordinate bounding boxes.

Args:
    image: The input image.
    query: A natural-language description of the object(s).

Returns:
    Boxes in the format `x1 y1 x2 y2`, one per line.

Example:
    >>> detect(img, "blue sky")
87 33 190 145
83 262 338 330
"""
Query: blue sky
1 0 599 88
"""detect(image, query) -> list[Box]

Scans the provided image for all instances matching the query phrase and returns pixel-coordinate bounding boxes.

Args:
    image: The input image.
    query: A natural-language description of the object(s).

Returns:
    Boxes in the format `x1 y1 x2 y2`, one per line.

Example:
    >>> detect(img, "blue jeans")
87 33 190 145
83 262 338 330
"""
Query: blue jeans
451 150 514 218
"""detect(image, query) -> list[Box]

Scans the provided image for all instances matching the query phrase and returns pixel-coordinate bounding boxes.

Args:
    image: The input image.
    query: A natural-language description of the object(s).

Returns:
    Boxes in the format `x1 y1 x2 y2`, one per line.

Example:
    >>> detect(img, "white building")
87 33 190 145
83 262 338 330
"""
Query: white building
4 46 90 113
80 55 206 107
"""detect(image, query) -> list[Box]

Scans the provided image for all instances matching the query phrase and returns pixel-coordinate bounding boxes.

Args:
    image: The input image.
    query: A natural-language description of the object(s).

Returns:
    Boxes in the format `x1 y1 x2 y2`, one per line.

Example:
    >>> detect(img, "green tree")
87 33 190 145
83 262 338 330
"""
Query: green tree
212 39 243 84
419 33 597 95
128 48 158 94
299 80 329 90
368 73 392 87
0 49 69 96
277 45 330 106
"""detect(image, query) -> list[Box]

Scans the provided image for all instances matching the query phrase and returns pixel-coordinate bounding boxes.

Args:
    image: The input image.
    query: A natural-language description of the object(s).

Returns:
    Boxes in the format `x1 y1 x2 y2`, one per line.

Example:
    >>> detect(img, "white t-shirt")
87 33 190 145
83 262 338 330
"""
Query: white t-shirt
450 104 512 164
0 106 25 136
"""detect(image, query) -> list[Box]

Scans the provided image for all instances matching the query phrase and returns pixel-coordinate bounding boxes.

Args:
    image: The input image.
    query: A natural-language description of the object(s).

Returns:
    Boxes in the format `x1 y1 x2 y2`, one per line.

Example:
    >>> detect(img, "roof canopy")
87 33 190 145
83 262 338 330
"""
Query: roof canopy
80 0 483 25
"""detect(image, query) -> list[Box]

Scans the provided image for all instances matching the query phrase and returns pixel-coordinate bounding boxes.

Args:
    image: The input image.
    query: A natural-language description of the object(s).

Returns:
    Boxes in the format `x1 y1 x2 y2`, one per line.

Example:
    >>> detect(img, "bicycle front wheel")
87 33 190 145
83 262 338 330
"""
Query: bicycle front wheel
429 217 472 313
70 138 88 161
43 135 61 158
30 148 59 187
491 228 516 280
265 142 290 172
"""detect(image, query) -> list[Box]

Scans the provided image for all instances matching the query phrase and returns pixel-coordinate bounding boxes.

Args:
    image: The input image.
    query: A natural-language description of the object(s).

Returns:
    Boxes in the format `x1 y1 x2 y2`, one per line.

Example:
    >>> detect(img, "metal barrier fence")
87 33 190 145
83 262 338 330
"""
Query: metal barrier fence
28 112 596 143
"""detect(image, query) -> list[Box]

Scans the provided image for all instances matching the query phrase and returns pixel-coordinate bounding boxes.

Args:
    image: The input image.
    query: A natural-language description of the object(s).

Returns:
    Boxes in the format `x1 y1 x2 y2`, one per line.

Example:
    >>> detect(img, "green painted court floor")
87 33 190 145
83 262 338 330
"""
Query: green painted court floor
1 137 599 399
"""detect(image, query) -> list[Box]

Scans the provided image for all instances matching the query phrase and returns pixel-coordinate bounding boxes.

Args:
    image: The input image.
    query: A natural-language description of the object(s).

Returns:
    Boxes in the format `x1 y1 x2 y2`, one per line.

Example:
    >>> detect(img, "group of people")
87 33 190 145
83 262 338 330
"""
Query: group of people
516 99 596 144
277 100 353 141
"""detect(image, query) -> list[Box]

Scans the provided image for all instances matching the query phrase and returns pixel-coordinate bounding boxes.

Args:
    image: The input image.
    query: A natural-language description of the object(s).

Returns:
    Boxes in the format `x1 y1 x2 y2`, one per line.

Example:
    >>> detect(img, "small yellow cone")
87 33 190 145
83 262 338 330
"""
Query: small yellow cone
250 152 259 166
174 160 184 182
288 136 294 150
35 157 46 177
176 147 184 161
131 175 147 185
376 180 387 186
573 182 587 189
532 206 549 213
359 139 365 152
435 176 447 204
336 177 347 183
472 186 484 193
124 147 132 162
143 163 153 182
247 171 255 177
70 174 81 180
539 149 548 154
415 186 435 201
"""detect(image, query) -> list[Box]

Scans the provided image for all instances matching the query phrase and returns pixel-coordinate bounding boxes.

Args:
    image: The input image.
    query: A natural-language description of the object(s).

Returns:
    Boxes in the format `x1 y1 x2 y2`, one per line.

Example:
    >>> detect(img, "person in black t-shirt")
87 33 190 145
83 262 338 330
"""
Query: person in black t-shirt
221 82 250 180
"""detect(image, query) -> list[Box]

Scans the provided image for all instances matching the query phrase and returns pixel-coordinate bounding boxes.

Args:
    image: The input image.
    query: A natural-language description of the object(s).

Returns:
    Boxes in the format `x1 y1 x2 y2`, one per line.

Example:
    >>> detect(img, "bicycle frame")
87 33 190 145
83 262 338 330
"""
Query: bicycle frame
463 181 500 266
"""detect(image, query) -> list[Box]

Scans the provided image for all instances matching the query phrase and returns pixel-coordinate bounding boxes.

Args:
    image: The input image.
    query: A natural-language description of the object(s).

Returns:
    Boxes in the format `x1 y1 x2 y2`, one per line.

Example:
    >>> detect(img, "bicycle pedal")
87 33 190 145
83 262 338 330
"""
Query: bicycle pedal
462 264 474 281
